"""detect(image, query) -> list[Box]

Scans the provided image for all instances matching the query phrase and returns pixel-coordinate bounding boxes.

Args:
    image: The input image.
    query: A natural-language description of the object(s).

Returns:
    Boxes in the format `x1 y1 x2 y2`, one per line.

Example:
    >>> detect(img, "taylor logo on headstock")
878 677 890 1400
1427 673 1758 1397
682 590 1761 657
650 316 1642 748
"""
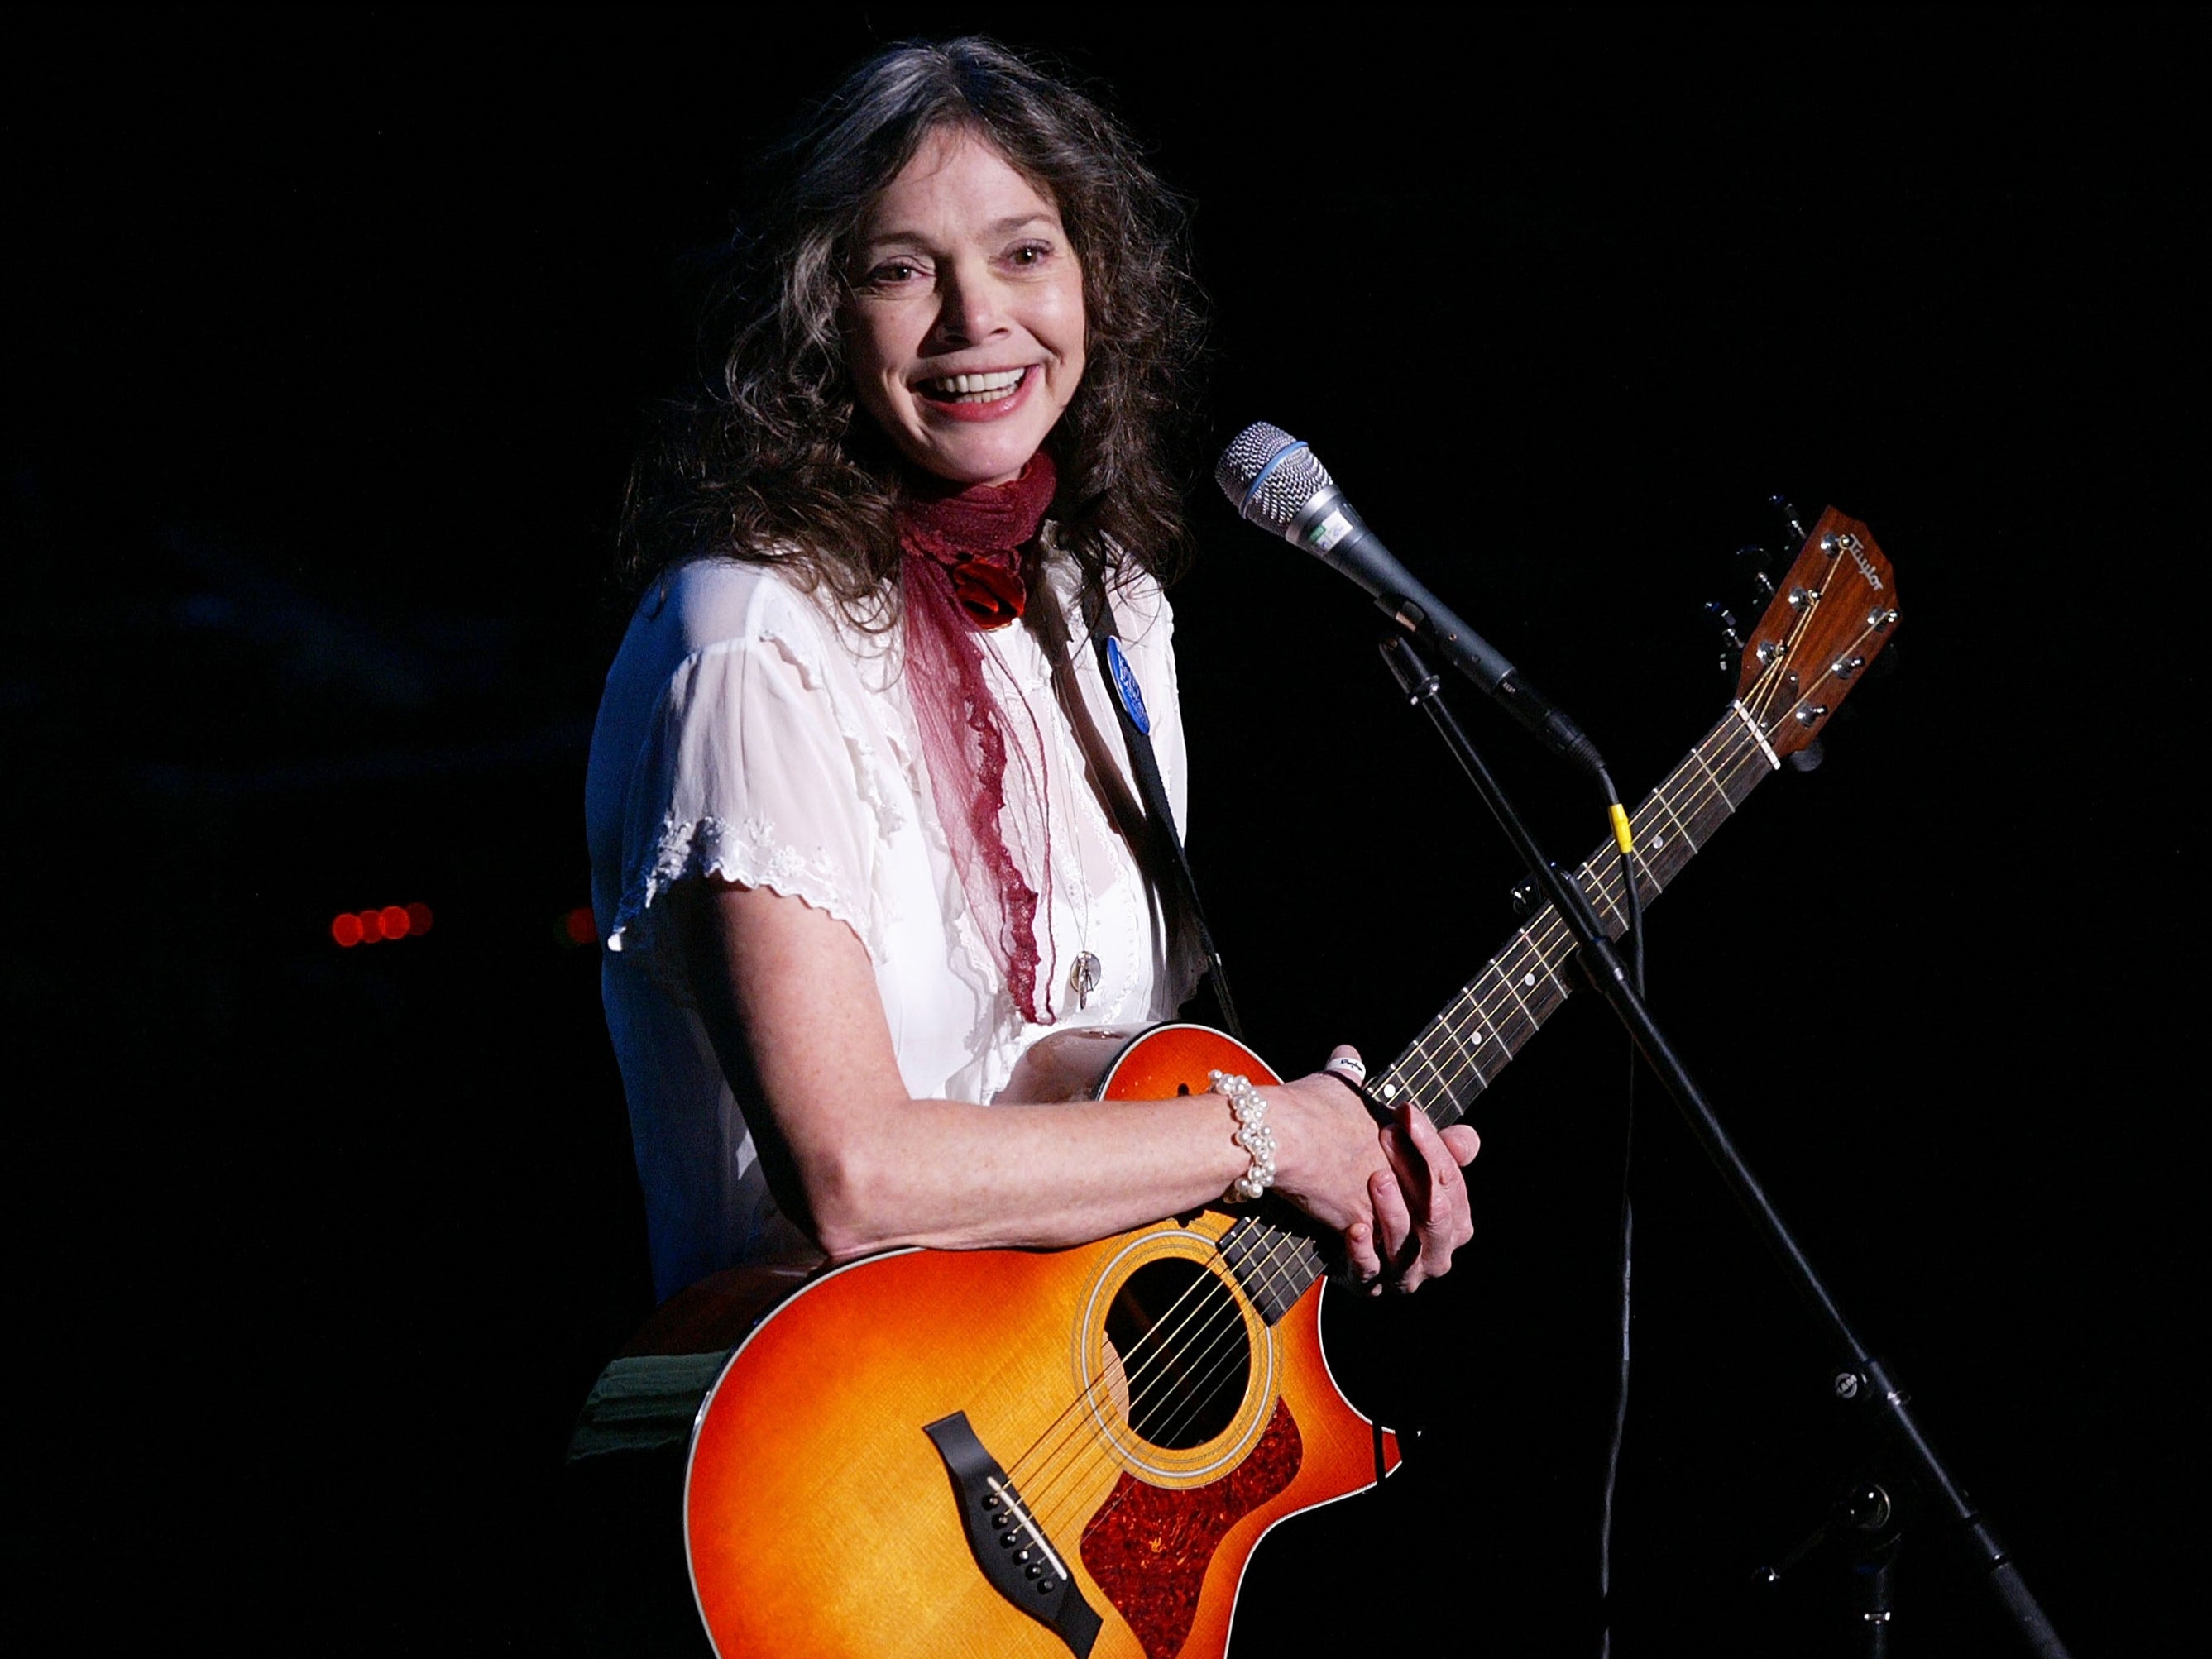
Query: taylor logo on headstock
1732 509 1898 760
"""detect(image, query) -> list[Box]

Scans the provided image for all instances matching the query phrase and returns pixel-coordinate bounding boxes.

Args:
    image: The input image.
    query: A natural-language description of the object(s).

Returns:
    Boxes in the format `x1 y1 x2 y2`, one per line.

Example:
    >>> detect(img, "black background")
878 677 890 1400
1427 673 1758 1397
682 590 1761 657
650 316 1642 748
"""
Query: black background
7 7 2202 1655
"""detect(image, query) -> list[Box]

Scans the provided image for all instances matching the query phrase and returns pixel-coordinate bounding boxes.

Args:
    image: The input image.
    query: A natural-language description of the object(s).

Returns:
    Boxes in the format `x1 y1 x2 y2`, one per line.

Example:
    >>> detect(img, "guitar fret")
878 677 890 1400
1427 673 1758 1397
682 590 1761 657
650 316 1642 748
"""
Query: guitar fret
1682 748 1731 825
1486 964 1542 1049
1415 1026 1486 1106
1439 994 1492 1057
1715 741 1764 811
1528 930 1574 998
1220 1217 1329 1324
1434 1014 1491 1090
1649 782 1701 850
1700 728 1763 815
1630 806 1687 892
1582 861 1625 931
1400 1030 1453 1093
1367 707 1782 1148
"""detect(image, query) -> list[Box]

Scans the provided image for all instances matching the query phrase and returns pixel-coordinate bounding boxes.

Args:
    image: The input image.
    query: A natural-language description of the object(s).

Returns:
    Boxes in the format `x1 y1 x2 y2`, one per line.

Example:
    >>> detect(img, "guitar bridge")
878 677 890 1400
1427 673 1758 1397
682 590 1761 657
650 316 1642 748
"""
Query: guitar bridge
923 1411 1103 1657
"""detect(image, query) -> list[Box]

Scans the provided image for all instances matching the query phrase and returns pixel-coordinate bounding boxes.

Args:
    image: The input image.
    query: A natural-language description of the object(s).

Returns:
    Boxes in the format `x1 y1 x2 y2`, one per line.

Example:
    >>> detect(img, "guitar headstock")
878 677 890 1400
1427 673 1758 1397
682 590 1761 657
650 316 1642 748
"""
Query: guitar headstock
1734 507 1898 758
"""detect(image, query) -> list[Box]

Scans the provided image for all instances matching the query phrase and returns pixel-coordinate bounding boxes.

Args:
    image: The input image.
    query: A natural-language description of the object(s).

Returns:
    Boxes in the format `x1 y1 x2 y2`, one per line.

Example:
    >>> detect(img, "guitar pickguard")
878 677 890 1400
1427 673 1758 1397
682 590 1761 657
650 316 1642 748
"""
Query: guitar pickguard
1078 1398 1305 1659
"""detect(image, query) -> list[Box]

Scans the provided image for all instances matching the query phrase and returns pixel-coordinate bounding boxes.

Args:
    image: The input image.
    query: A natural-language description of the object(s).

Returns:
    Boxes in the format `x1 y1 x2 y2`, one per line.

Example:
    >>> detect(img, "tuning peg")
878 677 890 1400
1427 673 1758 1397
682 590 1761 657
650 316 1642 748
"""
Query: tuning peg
1734 544 1779 601
1704 601 1745 677
1786 737 1825 773
1769 494 1809 547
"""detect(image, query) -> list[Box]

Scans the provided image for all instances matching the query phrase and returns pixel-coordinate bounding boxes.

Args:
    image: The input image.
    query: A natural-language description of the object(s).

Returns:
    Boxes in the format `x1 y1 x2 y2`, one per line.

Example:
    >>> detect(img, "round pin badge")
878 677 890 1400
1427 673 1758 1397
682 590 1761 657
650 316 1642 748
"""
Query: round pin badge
1104 637 1151 735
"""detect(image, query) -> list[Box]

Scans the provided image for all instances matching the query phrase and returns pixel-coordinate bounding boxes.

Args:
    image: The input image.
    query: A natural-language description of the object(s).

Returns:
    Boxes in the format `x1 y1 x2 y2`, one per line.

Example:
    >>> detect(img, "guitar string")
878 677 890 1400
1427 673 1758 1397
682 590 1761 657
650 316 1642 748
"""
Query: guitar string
1027 1279 1259 1537
1008 740 1756 1556
1393 716 1757 1123
1091 1229 1338 1464
1130 711 1716 1437
1005 831 1681 1537
1402 710 1760 1137
1013 1274 1300 1556
1005 1196 1332 1530
1043 782 1708 1525
1007 1072 1429 1525
1373 534 1891 1138
1068 1279 1280 1519
1393 567 1889 1129
1432 710 1761 1103
1020 1208 1339 1547
996 1137 1337 1520
991 677 1823 1554
993 1030 1420 1508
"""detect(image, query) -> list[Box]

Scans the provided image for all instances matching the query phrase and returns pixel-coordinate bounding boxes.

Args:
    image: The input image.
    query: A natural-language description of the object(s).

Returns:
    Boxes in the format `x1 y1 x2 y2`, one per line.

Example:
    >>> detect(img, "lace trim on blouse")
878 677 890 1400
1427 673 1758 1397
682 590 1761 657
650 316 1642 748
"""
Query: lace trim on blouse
604 623 901 971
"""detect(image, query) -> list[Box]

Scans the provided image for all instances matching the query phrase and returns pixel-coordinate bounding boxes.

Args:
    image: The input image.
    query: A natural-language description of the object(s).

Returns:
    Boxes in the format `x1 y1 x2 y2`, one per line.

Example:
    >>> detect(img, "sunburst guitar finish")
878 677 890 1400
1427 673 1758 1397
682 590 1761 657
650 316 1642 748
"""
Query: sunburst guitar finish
682 1024 1396 1659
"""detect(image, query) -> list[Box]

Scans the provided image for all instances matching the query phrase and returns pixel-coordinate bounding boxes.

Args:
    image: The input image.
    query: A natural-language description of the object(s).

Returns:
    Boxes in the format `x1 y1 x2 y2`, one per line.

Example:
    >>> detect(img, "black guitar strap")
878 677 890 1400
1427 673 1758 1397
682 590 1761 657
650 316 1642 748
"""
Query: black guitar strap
1089 596 1245 1042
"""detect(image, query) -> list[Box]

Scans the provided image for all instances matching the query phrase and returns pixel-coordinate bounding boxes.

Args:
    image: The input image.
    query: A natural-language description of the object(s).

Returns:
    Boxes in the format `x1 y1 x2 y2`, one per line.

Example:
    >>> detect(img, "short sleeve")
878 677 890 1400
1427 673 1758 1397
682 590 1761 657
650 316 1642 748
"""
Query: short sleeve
600 618 903 971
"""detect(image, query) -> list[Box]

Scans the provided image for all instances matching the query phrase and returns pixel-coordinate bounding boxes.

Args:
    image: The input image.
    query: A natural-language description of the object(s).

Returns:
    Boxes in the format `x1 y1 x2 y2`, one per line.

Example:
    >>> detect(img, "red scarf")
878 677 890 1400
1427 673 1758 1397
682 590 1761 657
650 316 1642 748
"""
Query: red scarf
895 453 1057 628
895 454 1060 1024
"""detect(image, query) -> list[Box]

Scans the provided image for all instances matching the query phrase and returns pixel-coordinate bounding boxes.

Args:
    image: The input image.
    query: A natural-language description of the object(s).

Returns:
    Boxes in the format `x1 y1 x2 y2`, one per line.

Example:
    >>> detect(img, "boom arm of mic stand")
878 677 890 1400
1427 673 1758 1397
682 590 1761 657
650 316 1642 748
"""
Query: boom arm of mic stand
1375 633 2072 1659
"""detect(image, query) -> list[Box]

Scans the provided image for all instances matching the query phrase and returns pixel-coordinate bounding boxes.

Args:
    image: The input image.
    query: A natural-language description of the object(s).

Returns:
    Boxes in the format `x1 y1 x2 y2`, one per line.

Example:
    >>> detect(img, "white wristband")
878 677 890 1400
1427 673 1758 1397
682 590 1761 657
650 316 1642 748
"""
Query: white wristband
1210 1069 1276 1202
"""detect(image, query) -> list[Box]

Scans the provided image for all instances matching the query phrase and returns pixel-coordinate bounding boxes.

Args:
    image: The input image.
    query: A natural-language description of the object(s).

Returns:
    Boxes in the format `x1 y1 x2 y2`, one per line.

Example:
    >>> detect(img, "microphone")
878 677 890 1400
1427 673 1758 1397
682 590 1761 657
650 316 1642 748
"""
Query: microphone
1215 420 1604 778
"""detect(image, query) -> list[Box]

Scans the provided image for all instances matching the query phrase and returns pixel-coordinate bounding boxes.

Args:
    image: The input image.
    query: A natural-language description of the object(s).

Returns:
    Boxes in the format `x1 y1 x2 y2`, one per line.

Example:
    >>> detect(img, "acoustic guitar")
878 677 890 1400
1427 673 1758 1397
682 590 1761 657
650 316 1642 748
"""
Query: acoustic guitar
589 507 1898 1657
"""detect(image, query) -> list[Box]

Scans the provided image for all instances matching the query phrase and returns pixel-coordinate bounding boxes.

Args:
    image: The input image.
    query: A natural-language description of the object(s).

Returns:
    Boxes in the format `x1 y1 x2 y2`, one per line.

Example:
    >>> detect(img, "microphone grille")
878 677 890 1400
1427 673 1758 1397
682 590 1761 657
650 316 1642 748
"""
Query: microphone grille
1215 421 1337 534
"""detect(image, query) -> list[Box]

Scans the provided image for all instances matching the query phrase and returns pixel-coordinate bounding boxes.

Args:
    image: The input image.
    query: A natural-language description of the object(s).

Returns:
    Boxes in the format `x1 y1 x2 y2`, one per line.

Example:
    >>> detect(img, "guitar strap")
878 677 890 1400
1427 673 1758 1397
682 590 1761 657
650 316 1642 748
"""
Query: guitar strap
1087 591 1246 1042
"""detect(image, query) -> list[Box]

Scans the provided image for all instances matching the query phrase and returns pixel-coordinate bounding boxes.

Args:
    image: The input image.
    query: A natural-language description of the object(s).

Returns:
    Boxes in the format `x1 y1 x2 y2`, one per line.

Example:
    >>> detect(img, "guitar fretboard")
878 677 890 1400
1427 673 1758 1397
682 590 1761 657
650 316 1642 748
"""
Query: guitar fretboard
1380 705 1776 1131
1222 705 1781 1321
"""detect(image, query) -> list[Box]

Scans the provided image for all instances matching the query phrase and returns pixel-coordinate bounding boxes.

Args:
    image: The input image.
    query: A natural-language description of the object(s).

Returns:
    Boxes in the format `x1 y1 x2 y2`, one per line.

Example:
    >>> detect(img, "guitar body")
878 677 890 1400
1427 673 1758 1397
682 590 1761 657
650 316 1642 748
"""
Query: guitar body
682 1024 1397 1659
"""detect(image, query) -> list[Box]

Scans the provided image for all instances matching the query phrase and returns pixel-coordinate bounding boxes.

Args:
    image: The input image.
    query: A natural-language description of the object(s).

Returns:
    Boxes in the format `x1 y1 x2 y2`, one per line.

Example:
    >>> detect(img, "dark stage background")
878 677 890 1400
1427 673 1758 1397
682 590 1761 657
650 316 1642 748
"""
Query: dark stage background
7 7 2203 1655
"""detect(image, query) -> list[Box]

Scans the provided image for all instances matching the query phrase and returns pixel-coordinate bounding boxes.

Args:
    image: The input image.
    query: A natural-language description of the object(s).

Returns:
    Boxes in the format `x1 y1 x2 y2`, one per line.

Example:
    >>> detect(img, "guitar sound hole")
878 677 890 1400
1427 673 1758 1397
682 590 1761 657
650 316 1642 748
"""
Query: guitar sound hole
1103 1259 1250 1450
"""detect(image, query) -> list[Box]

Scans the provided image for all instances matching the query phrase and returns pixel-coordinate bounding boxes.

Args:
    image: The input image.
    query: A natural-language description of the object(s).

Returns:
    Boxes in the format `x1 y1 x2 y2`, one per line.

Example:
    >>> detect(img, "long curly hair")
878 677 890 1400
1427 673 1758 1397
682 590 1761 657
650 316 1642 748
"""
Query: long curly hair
618 37 1207 618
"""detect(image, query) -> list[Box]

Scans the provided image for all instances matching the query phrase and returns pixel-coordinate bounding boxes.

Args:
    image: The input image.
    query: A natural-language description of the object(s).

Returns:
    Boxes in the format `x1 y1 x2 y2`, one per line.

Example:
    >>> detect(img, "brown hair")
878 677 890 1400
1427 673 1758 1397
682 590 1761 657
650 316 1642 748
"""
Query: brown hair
618 37 1206 618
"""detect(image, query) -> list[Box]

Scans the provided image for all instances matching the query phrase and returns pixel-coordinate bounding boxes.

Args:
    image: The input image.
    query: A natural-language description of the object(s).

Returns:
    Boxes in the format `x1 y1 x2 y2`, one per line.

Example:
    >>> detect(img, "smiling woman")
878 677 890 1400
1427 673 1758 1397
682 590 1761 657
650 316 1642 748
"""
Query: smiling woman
578 36 1479 1656
613 38 1204 627
593 27 1477 1329
844 128 1089 487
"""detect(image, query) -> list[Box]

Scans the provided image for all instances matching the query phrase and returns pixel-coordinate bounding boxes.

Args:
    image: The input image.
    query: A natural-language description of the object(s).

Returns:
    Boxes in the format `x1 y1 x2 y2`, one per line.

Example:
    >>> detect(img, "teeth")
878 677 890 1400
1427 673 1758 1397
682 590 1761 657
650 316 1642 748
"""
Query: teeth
926 368 1026 396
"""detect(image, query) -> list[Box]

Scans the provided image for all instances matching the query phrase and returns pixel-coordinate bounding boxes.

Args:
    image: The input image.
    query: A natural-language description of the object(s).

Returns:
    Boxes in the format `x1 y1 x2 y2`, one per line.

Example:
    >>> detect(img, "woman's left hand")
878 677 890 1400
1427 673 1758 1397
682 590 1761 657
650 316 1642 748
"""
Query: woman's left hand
1338 1056 1480 1295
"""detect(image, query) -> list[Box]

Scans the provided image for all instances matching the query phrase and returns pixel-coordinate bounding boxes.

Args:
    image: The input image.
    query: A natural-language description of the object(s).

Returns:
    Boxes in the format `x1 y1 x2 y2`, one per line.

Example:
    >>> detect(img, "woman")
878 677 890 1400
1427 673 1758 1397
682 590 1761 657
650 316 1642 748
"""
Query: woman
585 37 1477 1315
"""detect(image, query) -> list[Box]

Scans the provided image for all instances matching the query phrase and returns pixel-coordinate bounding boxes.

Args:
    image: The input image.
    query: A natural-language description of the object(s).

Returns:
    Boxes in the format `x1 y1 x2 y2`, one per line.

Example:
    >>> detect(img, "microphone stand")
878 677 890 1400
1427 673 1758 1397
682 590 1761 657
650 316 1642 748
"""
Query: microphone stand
1375 631 2071 1659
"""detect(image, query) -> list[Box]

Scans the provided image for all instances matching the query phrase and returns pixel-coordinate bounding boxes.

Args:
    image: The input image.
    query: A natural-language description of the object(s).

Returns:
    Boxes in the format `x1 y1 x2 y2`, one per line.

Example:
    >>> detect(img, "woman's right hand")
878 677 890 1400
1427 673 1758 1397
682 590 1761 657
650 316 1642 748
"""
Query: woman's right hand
1262 1045 1480 1295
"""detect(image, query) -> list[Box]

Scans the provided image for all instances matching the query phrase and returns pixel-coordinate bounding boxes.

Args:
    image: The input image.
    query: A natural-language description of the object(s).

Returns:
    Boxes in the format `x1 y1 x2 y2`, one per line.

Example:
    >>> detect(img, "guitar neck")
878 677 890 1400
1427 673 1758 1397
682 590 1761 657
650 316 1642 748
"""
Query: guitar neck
1222 705 1781 1318
1376 701 1780 1133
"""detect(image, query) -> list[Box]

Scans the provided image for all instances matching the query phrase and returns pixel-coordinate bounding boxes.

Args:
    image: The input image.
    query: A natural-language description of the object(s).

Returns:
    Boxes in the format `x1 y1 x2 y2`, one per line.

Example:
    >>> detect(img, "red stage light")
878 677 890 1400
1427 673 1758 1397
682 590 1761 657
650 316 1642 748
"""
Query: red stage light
565 906 597 947
331 901 436 947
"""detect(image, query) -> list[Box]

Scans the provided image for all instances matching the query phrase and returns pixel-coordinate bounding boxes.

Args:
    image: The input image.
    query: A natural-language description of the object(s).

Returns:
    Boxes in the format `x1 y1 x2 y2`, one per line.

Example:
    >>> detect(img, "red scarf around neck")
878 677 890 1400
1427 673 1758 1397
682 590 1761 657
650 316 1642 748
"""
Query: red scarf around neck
894 452 1061 1024
895 452 1058 628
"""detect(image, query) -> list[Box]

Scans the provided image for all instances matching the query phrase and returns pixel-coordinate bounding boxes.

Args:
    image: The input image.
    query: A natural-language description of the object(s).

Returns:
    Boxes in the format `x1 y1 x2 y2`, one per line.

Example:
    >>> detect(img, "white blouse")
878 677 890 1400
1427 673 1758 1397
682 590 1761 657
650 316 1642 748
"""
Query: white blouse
584 551 1197 1299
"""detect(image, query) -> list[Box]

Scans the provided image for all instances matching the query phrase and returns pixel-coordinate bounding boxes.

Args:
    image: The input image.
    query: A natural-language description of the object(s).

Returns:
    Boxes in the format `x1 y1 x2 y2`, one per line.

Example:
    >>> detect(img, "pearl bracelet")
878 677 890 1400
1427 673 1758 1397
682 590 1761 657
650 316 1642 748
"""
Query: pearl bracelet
1210 1069 1276 1202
